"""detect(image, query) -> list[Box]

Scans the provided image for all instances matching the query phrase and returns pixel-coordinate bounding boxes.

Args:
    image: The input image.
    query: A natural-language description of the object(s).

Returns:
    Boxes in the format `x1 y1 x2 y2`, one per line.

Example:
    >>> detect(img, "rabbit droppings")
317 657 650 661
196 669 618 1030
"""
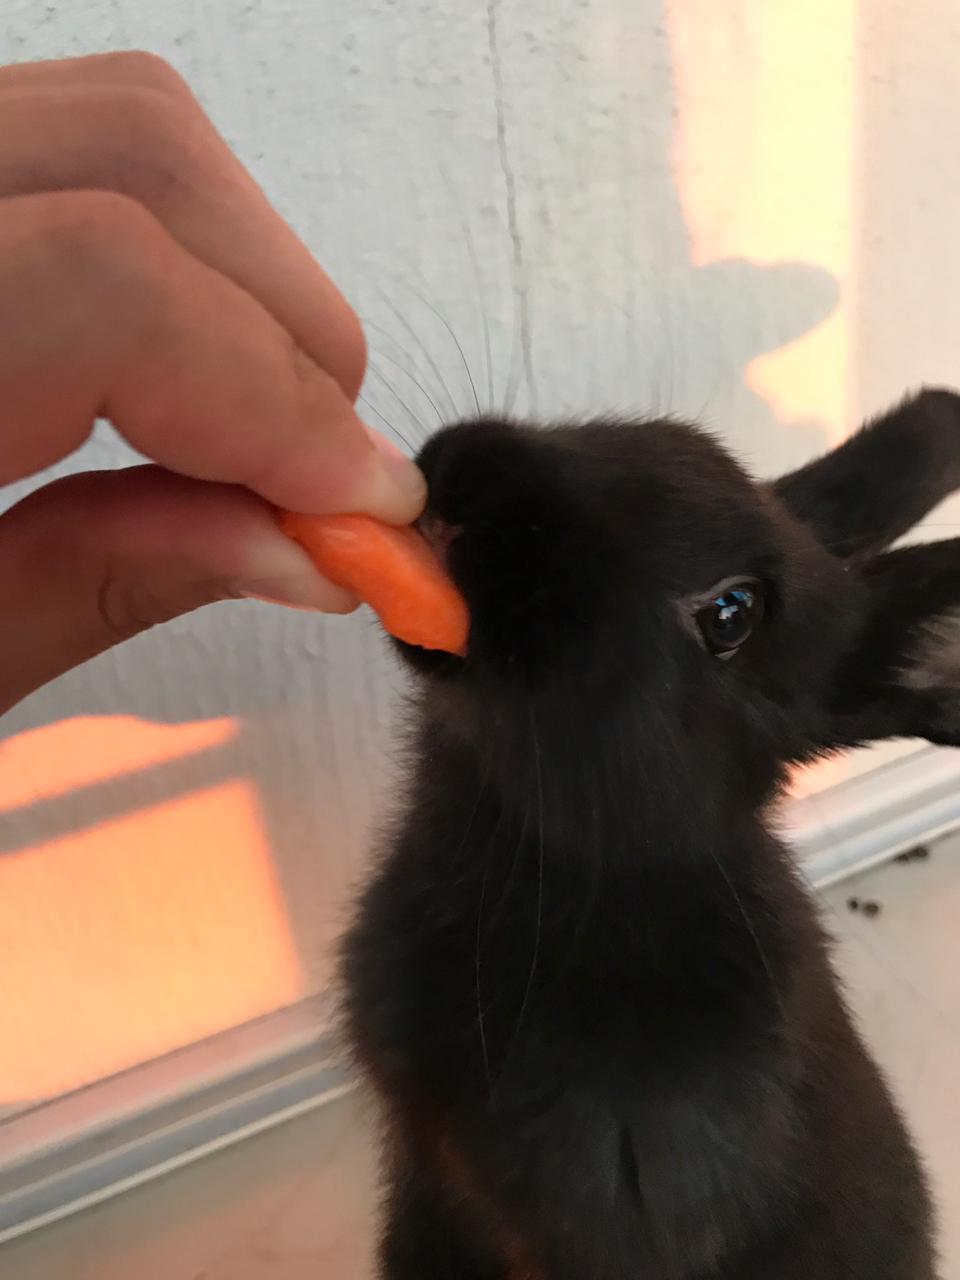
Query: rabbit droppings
342 390 960 1279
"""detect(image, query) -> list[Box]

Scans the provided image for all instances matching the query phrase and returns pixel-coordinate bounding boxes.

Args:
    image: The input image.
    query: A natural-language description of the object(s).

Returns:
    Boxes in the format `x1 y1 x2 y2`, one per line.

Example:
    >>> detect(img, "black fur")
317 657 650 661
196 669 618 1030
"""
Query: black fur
343 389 960 1279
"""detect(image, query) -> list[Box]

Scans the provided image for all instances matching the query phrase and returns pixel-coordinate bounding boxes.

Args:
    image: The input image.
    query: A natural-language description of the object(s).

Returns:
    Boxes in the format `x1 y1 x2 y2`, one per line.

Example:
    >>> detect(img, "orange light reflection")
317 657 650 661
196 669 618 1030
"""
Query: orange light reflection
0 715 239 812
668 0 855 441
0 719 303 1106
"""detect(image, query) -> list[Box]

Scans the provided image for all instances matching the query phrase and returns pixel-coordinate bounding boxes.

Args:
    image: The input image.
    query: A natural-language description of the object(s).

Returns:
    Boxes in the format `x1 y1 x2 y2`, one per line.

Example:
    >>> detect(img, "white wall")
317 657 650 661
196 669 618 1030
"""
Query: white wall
3 0 960 1101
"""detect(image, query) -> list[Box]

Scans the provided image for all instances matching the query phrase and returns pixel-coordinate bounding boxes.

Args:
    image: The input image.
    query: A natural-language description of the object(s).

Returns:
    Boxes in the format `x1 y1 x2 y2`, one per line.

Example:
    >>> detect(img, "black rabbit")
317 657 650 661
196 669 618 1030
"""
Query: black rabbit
342 389 960 1279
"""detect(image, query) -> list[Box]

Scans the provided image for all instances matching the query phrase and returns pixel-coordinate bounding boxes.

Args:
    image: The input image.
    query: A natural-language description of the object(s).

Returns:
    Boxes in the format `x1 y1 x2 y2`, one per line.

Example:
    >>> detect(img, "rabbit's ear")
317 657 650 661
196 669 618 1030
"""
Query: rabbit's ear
828 539 960 749
775 389 960 562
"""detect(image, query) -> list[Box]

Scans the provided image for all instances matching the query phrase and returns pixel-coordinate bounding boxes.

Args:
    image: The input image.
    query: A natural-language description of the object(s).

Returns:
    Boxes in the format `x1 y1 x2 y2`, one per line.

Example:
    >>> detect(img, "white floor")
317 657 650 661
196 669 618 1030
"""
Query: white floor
3 834 959 1280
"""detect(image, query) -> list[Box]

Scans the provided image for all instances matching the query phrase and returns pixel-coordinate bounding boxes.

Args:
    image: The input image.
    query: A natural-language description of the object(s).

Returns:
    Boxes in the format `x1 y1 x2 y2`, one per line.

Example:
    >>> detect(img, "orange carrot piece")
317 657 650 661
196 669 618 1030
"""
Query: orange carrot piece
278 512 469 655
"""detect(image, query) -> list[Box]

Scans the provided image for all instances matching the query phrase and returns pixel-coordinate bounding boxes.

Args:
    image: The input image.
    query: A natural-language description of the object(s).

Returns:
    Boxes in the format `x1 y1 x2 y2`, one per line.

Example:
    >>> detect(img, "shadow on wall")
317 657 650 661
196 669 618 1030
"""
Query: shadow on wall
0 0 843 1112
357 0 840 478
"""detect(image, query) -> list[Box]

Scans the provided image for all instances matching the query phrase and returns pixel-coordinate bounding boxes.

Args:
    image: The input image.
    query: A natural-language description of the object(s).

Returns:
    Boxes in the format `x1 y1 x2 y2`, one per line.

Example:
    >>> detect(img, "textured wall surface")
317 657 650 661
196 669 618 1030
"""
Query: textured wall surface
2 0 960 1106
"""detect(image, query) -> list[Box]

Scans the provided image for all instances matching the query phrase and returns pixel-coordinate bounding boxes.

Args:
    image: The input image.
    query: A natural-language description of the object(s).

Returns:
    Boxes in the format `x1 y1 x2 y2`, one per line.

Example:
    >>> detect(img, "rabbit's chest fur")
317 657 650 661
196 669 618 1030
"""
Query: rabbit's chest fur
343 747 937 1279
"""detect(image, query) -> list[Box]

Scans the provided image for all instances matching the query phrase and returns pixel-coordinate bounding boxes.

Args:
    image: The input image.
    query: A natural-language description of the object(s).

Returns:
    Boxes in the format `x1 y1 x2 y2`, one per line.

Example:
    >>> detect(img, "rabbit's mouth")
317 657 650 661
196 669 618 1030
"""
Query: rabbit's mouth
416 511 462 573
388 512 469 674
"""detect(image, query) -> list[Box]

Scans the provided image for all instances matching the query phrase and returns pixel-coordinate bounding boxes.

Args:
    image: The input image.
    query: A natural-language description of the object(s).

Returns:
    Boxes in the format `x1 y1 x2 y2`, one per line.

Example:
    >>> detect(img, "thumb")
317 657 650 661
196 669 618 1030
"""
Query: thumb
0 465 357 714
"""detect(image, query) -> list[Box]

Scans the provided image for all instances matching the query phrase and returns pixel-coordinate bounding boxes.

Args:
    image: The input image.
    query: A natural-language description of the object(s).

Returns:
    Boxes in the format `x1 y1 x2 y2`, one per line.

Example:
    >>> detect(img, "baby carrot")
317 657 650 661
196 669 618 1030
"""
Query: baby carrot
278 512 469 656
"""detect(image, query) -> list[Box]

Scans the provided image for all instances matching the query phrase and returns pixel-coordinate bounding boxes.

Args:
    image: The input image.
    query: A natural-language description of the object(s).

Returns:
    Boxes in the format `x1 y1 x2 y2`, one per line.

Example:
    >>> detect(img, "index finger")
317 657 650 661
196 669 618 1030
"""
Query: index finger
0 51 366 400
0 190 425 521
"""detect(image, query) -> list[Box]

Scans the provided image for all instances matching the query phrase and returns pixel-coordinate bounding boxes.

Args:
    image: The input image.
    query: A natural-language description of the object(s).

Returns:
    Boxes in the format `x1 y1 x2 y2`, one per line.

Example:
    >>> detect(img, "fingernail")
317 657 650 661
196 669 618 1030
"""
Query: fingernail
234 540 358 613
241 592 320 613
367 428 427 520
239 580 359 614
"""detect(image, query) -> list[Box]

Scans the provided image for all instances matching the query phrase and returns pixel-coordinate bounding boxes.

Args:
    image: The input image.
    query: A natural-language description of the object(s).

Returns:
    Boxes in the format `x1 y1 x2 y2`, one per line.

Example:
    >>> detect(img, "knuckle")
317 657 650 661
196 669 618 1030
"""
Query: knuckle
36 192 168 311
339 309 368 401
39 190 158 266
98 50 193 100
97 568 214 639
96 570 151 642
283 335 344 426
287 335 323 396
102 85 208 207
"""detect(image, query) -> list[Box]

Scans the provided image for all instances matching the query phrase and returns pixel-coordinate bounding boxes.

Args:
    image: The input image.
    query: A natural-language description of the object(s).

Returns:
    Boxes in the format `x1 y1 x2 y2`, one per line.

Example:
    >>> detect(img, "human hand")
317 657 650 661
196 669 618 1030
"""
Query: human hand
0 51 425 714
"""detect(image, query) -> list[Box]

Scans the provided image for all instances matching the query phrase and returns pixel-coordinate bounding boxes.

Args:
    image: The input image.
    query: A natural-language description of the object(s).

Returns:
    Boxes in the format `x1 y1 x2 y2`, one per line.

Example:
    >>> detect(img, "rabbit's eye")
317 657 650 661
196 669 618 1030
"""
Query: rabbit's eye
695 580 764 659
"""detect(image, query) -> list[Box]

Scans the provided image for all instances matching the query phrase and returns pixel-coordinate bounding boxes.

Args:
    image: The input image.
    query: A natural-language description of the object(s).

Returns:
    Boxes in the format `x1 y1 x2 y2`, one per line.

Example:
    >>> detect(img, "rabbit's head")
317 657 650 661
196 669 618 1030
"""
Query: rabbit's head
398 390 960 810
